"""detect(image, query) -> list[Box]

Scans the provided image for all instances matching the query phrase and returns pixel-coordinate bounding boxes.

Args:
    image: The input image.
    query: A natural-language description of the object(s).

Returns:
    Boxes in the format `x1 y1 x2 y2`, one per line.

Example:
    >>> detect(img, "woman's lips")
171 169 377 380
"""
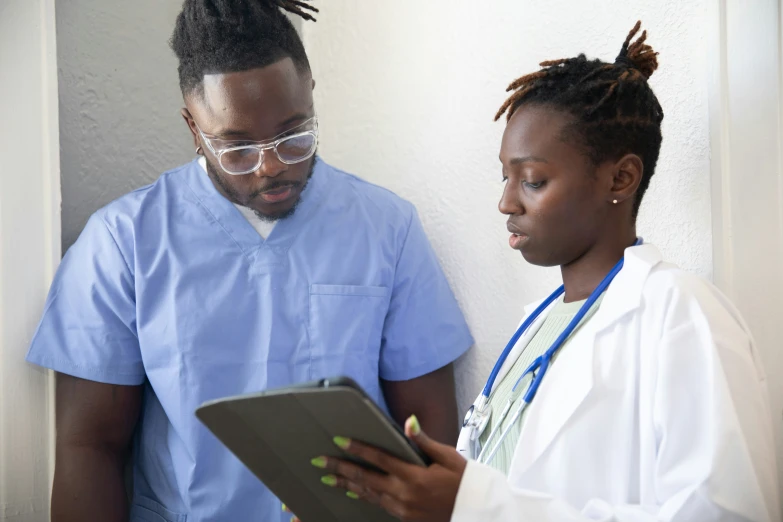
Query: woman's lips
509 233 529 249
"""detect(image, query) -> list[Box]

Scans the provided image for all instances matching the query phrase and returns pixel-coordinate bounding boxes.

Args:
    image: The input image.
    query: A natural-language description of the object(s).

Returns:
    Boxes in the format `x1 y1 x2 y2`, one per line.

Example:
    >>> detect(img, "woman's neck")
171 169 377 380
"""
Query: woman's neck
560 230 638 303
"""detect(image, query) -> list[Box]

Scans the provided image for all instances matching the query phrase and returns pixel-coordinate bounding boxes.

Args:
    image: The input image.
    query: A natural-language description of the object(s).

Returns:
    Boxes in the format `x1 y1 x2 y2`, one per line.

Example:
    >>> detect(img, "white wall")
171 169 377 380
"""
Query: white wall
0 0 60 520
57 0 193 251
302 0 713 413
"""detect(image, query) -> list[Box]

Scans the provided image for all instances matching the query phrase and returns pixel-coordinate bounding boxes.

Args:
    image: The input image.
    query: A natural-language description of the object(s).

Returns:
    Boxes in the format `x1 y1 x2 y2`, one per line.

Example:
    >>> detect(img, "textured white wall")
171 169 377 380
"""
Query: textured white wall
57 0 193 251
303 0 712 412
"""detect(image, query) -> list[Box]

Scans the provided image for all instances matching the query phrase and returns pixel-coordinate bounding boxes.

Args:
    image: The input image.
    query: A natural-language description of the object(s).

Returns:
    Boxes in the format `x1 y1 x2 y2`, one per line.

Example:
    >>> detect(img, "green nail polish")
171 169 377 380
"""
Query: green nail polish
408 415 421 436
333 436 351 449
346 491 359 500
311 456 327 469
321 474 338 487
281 504 287 512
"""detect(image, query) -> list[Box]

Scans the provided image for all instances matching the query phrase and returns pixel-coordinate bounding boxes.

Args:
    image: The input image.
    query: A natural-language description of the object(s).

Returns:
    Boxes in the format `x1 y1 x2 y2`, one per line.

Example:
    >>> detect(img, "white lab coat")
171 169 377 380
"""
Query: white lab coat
454 243 781 522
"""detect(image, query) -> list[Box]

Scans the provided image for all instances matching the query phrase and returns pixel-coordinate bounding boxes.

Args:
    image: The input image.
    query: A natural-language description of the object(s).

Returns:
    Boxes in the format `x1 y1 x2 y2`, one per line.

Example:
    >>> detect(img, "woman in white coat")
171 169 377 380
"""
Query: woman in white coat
303 22 782 522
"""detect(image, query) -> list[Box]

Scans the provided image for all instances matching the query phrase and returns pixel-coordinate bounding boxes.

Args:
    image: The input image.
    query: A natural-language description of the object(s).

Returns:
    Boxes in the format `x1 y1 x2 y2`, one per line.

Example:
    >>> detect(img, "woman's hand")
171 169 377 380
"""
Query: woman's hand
311 415 467 522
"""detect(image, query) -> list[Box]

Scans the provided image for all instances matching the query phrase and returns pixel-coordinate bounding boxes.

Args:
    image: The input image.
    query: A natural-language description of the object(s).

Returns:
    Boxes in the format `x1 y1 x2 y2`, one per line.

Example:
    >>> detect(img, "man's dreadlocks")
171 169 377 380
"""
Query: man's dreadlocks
170 0 318 96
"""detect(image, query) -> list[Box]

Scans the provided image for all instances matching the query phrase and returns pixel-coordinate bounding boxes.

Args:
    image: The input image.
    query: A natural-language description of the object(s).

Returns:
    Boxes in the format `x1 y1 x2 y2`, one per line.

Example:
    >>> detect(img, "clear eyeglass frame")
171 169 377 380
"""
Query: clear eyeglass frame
195 116 318 176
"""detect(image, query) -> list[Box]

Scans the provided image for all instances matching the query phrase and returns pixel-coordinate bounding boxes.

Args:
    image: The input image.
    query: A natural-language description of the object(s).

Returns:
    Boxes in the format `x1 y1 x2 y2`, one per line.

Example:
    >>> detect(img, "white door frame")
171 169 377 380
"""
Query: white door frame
708 0 783 505
0 0 60 520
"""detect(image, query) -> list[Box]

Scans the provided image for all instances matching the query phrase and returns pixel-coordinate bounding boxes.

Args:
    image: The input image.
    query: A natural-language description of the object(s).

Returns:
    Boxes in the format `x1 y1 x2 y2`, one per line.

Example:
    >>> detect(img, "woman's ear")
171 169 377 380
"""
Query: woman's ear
608 154 643 205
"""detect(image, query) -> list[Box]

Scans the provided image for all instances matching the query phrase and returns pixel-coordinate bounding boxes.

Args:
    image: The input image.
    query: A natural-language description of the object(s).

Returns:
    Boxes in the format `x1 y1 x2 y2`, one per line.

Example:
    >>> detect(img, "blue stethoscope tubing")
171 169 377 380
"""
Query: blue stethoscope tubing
468 238 643 463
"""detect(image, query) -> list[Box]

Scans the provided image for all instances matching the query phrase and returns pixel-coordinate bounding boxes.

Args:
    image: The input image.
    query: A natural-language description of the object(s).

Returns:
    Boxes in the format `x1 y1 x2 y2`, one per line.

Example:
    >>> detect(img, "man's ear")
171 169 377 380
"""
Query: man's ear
180 107 199 149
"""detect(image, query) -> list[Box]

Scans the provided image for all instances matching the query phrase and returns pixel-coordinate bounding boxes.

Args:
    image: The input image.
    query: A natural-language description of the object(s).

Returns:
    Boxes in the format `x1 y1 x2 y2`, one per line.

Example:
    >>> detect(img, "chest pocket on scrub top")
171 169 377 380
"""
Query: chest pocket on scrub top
308 284 389 391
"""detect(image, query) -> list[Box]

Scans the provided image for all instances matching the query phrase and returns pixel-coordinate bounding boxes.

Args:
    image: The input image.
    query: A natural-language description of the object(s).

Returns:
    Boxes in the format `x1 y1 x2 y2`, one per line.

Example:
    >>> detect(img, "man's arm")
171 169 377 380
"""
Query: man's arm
377 205 472 447
52 373 142 522
381 363 459 446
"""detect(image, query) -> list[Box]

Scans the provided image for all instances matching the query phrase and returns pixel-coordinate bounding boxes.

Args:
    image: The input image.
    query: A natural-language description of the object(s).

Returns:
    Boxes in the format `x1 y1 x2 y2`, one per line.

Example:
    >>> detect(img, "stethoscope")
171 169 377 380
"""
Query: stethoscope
462 238 642 464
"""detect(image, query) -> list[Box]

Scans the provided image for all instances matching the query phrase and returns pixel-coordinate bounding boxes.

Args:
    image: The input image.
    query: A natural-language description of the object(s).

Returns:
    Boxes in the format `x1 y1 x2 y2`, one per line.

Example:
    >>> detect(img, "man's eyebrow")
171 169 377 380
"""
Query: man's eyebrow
207 108 314 140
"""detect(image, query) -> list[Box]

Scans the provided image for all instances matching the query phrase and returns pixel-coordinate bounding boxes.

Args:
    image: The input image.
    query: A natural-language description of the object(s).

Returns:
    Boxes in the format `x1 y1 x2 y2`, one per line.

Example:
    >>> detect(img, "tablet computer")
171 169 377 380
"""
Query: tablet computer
195 376 429 522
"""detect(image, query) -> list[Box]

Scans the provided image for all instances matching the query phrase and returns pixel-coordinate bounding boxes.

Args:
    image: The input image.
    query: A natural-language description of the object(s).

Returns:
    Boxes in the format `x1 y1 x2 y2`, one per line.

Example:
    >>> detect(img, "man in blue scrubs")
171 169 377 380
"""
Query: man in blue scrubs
26 2 473 521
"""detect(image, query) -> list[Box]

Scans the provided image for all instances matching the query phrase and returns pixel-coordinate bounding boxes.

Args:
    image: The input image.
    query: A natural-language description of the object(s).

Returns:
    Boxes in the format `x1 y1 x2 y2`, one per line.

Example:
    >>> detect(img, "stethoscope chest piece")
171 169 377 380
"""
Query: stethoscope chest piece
462 404 474 427
463 401 492 441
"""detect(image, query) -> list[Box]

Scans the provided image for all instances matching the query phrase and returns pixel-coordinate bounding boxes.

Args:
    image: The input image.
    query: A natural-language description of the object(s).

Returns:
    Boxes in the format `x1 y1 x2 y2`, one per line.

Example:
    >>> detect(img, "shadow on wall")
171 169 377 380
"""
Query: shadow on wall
57 0 195 252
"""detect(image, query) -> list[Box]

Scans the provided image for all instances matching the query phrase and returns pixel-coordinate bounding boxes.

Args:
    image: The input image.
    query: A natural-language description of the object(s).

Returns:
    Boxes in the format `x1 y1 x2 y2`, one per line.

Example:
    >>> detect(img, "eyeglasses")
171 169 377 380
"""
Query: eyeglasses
195 116 318 176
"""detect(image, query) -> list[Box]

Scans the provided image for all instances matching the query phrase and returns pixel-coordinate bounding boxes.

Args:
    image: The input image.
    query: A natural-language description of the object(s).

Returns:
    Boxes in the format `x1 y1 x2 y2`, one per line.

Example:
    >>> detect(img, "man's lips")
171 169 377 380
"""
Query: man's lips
250 182 300 203
259 185 295 203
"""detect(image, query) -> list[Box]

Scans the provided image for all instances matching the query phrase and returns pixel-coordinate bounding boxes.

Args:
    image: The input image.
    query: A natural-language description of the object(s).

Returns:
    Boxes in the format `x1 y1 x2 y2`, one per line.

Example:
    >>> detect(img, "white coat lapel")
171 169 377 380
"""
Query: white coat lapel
510 243 663 475
590 243 661 332
511 318 598 474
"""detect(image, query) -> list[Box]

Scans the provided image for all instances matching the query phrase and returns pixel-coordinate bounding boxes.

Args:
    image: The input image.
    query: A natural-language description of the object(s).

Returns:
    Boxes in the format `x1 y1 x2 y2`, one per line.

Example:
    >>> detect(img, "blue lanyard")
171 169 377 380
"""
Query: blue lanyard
481 238 642 403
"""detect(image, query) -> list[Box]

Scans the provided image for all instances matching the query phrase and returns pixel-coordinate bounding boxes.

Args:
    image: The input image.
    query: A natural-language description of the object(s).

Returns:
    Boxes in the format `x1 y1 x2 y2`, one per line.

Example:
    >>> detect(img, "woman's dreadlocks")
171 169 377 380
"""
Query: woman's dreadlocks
170 0 318 96
496 21 664 216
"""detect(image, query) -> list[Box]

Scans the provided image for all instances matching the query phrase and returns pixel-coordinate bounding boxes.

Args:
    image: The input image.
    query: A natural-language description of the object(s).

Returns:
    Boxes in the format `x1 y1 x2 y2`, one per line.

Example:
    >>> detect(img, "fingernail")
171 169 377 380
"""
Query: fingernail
346 491 359 500
311 456 327 469
282 504 287 512
333 436 351 450
321 474 338 487
407 415 421 435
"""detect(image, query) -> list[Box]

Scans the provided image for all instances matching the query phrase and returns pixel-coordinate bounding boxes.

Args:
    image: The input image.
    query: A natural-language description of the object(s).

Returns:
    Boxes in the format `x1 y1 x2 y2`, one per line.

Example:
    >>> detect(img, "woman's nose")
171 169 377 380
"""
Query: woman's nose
498 182 523 216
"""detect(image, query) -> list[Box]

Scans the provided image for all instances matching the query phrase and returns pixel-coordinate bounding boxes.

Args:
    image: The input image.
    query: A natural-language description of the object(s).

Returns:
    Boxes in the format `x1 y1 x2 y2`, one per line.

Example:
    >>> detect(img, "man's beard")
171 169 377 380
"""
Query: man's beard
206 154 317 222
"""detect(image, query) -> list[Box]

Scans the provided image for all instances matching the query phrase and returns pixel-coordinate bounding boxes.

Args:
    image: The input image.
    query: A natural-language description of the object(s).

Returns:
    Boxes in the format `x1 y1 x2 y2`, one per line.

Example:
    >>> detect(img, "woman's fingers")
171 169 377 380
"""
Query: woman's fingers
315 451 419 509
327 474 411 519
332 436 417 478
281 503 299 522
339 477 380 504
307 422 466 522
315 457 397 498
404 416 467 472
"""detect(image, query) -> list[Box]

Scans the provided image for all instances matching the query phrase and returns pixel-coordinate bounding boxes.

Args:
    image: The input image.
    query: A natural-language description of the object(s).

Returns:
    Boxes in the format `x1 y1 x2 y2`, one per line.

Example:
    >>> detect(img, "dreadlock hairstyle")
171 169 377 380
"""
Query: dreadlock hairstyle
170 0 318 96
496 21 664 216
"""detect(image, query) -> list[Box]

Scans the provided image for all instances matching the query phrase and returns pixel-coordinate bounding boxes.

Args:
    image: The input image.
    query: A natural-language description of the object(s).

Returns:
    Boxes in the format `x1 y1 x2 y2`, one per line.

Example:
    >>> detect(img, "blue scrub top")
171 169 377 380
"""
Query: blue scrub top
27 157 473 522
